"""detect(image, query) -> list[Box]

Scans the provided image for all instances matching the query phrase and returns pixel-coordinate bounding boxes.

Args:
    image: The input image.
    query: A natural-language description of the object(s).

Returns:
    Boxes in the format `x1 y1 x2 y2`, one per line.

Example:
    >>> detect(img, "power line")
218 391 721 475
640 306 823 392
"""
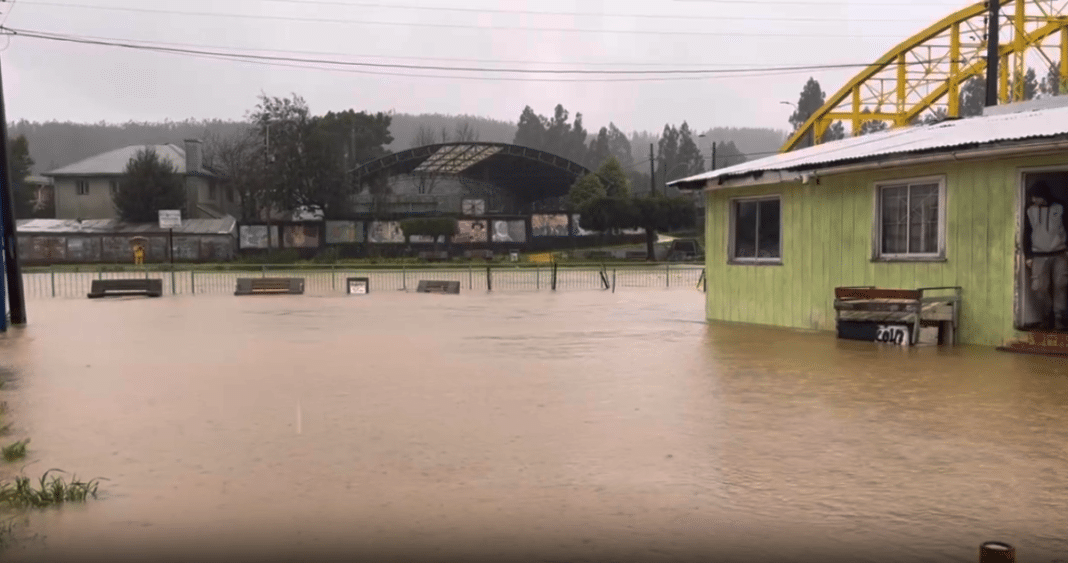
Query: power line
4 27 956 83
0 26 916 69
10 2 913 37
29 0 944 23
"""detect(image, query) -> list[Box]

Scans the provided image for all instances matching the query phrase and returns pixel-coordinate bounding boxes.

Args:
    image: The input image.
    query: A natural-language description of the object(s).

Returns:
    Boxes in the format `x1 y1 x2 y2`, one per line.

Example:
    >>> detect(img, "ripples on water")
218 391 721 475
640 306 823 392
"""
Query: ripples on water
0 291 1065 563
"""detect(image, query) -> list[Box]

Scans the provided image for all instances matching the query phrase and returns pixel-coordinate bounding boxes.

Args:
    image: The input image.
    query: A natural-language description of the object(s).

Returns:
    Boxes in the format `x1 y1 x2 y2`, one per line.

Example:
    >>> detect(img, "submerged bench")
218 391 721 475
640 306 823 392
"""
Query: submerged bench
834 286 961 345
234 277 305 296
87 278 163 298
416 280 460 294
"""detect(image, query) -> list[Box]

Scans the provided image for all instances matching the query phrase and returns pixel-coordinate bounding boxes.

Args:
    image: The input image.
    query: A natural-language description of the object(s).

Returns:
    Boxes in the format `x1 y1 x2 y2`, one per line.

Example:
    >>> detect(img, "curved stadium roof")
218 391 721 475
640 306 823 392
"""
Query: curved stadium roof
349 142 592 203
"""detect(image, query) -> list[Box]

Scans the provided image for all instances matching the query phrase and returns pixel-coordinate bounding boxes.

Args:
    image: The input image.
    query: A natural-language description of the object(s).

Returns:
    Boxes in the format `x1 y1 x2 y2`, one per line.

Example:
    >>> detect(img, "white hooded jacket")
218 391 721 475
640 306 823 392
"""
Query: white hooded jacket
1027 202 1068 254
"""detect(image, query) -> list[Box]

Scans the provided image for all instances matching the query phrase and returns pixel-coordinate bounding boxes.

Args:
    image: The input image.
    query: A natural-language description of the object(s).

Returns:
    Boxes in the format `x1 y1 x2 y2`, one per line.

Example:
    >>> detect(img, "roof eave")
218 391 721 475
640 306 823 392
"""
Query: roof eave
708 136 1068 190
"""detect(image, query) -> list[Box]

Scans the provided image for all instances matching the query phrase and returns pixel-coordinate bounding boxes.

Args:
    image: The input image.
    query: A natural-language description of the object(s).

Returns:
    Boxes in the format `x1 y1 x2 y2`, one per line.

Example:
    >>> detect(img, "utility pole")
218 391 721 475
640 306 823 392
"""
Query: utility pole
985 0 1000 107
649 143 656 196
0 51 26 326
711 142 717 171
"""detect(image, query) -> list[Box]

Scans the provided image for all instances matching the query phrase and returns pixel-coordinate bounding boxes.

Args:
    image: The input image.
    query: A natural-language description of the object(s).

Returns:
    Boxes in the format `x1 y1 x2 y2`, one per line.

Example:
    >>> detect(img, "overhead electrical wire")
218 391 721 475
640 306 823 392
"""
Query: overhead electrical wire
15 0 943 24
3 26 962 83
11 1 914 37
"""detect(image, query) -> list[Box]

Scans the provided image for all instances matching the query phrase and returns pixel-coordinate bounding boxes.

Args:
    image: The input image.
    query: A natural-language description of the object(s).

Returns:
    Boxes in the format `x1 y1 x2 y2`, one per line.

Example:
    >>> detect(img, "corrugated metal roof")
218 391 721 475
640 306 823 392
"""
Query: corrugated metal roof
16 217 236 235
44 144 209 176
669 103 1068 188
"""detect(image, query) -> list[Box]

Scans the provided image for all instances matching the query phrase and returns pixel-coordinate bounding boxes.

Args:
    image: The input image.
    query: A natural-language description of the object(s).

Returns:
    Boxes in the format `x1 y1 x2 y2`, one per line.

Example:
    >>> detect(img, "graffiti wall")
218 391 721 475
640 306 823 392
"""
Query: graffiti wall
239 225 277 249
368 221 405 244
532 214 569 237
491 220 526 243
454 220 488 243
325 221 363 244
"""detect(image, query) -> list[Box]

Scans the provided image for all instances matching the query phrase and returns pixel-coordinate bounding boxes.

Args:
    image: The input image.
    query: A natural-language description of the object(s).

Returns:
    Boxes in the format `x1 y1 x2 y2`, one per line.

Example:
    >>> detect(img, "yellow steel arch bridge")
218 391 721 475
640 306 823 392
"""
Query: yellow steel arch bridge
782 0 1068 153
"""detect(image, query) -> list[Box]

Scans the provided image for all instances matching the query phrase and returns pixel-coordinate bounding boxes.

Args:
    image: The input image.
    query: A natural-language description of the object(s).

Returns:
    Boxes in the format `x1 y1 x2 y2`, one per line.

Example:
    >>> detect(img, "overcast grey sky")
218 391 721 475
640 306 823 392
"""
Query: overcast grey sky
1 0 972 134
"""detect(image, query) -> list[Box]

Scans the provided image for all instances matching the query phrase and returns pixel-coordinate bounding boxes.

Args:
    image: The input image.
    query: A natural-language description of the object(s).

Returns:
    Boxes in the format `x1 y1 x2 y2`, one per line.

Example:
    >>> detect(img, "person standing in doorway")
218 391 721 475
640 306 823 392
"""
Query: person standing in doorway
1024 180 1068 330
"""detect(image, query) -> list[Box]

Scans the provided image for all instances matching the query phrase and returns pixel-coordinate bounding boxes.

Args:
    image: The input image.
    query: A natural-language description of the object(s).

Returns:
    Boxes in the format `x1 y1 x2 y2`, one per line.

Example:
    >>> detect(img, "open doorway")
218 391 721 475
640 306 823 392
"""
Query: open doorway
1018 172 1068 332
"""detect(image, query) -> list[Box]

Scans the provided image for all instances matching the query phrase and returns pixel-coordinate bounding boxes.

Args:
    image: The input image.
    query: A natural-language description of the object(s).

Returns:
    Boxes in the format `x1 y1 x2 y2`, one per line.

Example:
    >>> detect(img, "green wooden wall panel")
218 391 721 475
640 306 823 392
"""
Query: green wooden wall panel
700 152 1068 346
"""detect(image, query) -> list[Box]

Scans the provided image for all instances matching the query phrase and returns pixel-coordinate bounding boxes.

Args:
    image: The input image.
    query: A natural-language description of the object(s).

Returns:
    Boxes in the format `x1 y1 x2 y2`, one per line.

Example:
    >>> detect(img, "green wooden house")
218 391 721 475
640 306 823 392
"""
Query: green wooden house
669 99 1068 349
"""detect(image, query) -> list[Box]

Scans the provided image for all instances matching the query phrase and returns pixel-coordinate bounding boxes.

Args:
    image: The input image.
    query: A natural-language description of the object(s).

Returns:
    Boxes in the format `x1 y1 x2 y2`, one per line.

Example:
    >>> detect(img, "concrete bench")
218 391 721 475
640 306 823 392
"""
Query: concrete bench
87 278 163 298
234 277 305 296
416 280 460 294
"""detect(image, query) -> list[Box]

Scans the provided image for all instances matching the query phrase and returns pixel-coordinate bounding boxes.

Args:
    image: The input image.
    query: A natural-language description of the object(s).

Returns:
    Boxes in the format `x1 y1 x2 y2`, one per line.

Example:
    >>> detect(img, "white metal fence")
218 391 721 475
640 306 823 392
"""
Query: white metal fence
22 264 707 298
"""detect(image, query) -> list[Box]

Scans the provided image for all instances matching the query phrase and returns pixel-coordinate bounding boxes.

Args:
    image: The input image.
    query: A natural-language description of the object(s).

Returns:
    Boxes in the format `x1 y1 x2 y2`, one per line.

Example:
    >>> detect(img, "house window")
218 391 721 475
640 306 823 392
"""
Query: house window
109 180 119 195
76 180 90 196
876 178 945 259
208 182 217 200
730 196 781 263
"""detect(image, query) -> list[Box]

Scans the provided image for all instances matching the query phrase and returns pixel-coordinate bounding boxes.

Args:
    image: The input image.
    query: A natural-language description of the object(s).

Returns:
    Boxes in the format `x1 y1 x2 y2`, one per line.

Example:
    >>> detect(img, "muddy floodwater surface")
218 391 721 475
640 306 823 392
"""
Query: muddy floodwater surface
0 291 1066 563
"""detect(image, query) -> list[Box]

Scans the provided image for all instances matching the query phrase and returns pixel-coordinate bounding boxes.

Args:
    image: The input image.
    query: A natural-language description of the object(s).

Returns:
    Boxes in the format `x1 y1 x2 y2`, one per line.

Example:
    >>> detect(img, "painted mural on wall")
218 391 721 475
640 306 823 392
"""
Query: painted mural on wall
284 224 321 248
368 221 405 244
325 221 363 244
454 220 487 244
491 220 526 243
531 214 569 237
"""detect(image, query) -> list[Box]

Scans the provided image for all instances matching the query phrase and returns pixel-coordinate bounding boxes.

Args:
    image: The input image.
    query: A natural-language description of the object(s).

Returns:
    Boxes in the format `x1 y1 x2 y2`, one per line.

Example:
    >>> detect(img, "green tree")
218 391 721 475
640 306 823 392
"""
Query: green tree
205 127 269 222
632 195 696 261
587 127 611 169
566 172 607 212
606 123 634 169
710 140 747 170
7 135 35 219
514 106 545 150
1007 67 1039 102
597 156 631 198
112 147 186 223
676 122 705 177
400 216 458 255
959 76 987 117
922 107 948 125
1042 61 1064 96
656 124 680 184
858 108 889 136
249 94 393 219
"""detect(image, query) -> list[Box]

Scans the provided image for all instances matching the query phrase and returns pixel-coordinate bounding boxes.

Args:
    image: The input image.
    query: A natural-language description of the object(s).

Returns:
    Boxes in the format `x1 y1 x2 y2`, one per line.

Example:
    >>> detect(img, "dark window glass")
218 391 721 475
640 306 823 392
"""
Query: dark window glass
882 183 939 255
733 198 780 261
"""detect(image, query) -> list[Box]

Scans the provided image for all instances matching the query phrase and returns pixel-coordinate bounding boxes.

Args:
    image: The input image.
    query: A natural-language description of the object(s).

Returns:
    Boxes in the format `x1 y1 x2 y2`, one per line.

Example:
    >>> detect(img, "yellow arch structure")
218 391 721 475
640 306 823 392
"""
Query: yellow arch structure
781 0 1068 153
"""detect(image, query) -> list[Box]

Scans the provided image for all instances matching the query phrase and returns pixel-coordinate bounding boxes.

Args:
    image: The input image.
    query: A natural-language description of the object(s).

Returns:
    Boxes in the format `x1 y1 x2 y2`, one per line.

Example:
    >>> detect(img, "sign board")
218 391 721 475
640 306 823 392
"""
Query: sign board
347 277 369 295
837 321 911 346
159 210 182 229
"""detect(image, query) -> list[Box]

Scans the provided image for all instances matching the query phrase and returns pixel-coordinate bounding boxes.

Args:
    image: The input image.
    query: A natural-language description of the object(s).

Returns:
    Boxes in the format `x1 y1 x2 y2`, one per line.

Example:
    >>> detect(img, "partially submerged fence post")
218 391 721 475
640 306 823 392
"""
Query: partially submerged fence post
486 265 492 292
190 270 195 295
536 266 540 290
261 264 266 278
50 270 55 298
666 263 670 288
171 270 176 295
599 264 610 290
402 265 407 291
331 265 336 292
551 262 558 291
468 265 473 290
612 269 616 293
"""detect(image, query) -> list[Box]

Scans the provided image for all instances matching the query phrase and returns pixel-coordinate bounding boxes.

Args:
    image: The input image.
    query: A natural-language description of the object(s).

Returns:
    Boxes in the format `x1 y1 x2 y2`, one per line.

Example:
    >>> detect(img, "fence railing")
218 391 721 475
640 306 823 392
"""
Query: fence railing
21 263 707 299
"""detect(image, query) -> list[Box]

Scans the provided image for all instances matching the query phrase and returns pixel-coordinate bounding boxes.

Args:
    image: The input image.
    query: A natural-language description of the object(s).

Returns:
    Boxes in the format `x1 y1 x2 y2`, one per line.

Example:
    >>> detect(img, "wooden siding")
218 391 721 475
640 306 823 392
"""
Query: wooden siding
703 152 1068 346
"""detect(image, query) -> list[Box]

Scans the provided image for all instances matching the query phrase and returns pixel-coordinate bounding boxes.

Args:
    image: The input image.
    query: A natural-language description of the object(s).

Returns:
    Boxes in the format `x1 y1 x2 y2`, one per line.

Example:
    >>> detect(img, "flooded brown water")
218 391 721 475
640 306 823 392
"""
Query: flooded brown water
0 290 1066 563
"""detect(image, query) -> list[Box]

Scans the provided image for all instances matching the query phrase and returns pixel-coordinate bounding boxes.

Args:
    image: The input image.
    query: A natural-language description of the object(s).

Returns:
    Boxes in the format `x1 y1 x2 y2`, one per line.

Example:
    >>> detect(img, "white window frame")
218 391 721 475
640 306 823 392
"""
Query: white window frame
76 179 90 196
873 175 947 261
728 195 782 265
